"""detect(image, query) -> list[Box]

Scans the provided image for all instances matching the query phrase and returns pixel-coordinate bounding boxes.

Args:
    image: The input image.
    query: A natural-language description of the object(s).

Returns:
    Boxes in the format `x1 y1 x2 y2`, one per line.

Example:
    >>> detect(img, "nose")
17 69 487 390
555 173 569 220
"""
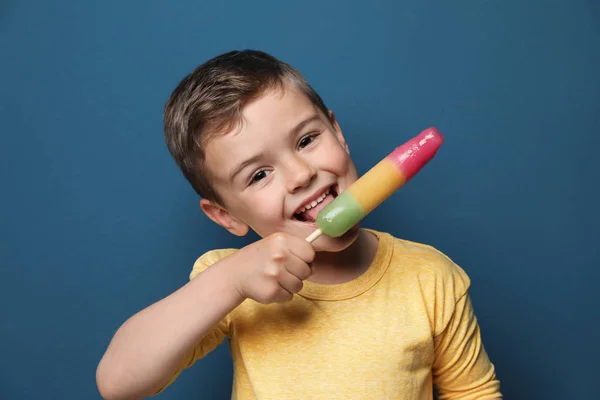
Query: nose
284 155 317 193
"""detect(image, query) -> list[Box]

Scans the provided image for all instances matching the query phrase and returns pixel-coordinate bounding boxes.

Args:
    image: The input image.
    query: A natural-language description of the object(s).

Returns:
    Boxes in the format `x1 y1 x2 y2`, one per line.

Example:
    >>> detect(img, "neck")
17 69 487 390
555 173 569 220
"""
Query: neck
308 229 379 285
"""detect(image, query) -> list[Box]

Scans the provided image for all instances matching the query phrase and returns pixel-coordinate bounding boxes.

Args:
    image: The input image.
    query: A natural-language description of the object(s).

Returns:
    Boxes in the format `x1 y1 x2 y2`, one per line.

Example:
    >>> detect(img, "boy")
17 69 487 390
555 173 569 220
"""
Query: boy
96 50 501 399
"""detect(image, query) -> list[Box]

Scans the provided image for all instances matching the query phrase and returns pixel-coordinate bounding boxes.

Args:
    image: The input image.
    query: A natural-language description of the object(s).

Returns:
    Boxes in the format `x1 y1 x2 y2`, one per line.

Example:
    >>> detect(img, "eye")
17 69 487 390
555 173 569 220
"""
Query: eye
250 169 270 184
298 133 318 150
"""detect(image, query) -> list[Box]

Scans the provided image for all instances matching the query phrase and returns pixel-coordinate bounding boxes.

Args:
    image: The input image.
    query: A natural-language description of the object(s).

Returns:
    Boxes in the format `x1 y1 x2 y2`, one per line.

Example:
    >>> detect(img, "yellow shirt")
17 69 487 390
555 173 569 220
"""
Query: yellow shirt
159 230 501 399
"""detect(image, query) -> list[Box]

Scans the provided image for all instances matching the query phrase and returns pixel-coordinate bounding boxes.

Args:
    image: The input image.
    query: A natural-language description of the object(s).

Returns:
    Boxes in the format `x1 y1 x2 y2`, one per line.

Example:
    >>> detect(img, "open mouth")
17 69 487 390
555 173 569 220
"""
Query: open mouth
292 185 339 223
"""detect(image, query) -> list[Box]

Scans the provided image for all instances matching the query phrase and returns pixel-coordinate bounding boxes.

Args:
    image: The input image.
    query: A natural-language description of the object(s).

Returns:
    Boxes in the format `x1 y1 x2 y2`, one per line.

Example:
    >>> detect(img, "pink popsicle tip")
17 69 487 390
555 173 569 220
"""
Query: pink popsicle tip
418 127 444 146
387 127 444 180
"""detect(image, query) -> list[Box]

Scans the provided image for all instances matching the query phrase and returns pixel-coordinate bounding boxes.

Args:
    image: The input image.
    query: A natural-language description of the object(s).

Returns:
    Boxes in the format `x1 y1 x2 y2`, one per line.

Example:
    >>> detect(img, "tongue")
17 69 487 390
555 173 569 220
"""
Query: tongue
302 193 335 222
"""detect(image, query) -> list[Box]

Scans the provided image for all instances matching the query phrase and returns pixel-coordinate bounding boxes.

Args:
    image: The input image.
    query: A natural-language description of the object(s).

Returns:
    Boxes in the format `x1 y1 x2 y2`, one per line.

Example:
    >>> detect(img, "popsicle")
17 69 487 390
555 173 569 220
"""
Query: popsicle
305 127 444 243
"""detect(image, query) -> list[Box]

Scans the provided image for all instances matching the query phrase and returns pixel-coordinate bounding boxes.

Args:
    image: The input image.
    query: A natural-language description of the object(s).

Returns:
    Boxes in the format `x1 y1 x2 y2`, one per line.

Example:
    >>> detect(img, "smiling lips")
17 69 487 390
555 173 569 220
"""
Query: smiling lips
293 186 338 223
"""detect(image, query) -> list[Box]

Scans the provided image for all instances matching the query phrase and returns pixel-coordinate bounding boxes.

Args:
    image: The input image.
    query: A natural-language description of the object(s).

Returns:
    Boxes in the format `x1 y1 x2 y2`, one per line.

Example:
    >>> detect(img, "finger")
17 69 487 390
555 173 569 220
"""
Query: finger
278 269 304 294
287 234 316 264
285 256 313 281
274 285 294 303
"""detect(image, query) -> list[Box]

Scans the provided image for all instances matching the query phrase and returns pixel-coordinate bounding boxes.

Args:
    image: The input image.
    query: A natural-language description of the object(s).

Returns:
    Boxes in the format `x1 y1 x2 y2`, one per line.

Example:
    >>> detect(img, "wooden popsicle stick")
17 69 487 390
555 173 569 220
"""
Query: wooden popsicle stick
305 229 322 243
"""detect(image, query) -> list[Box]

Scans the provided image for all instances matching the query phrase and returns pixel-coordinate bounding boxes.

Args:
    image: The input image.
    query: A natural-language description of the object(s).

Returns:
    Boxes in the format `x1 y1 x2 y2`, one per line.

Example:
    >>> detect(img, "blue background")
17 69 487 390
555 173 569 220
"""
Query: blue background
1 1 599 399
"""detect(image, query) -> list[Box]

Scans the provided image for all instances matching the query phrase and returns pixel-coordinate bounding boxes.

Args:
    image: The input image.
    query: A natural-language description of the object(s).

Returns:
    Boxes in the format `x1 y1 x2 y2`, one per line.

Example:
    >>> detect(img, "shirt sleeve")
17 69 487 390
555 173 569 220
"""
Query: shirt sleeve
153 248 237 395
430 259 502 399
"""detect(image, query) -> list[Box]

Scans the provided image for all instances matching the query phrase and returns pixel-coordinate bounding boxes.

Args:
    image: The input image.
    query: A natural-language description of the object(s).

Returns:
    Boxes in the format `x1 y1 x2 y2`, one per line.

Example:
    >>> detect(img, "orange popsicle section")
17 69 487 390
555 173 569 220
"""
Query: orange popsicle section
347 158 406 214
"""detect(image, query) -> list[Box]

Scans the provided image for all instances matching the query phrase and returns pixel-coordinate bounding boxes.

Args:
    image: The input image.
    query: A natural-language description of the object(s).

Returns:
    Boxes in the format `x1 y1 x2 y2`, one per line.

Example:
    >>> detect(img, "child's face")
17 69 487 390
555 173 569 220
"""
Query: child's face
202 83 360 251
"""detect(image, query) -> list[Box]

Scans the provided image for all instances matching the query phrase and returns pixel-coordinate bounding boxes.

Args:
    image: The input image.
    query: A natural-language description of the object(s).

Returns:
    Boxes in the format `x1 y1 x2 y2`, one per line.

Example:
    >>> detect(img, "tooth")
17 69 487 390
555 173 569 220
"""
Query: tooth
310 201 317 207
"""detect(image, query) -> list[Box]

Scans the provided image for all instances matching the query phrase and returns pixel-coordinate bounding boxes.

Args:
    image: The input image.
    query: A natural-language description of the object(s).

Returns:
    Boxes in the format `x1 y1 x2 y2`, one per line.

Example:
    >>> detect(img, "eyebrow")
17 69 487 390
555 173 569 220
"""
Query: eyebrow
228 114 323 183
229 153 265 183
290 114 321 138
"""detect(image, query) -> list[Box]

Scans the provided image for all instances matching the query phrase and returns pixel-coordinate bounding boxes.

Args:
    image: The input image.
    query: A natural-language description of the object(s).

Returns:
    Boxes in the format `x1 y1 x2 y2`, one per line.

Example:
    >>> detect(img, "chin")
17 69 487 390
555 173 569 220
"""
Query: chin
313 224 361 252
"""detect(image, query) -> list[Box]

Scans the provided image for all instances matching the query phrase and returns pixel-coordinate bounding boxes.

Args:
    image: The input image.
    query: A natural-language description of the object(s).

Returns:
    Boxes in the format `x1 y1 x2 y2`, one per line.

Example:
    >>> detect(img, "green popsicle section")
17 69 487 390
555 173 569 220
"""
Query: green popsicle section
316 191 365 237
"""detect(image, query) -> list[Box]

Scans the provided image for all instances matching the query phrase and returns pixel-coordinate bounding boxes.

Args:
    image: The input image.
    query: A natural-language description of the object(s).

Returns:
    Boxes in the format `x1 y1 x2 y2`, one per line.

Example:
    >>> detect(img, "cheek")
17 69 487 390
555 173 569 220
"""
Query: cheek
322 145 356 178
237 189 284 225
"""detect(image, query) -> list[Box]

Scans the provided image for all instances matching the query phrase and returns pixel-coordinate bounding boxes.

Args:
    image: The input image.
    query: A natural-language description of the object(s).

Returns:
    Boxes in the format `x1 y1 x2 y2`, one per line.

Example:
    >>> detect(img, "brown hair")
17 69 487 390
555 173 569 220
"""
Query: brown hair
164 49 333 204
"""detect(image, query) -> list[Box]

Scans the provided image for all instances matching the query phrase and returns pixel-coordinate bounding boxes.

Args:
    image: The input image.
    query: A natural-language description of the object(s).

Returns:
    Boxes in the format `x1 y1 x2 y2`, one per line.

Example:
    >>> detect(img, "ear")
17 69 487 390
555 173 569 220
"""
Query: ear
328 110 349 154
200 199 249 236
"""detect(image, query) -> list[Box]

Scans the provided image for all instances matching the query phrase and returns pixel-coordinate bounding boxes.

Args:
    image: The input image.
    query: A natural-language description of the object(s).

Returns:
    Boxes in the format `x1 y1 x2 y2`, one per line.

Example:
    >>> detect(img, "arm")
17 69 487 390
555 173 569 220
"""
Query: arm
96 260 243 400
96 232 314 400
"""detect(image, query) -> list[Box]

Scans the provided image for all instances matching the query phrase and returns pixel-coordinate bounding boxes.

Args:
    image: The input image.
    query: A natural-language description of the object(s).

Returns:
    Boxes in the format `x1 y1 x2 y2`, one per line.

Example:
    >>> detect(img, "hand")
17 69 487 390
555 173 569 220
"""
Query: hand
229 232 315 304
